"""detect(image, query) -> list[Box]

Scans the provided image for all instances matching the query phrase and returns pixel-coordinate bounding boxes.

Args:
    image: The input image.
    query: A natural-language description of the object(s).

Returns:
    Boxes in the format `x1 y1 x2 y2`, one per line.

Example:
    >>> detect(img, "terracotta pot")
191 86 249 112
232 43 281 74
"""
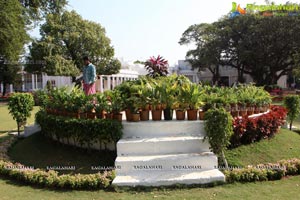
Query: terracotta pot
240 110 247 117
113 113 123 122
231 111 239 117
140 110 150 121
187 109 198 120
71 112 80 119
79 112 87 119
176 110 185 120
87 112 96 119
247 110 254 116
105 113 113 119
161 104 167 110
125 109 133 121
96 111 103 119
132 113 140 122
144 104 150 111
163 108 173 120
156 104 162 110
152 110 162 121
199 111 205 120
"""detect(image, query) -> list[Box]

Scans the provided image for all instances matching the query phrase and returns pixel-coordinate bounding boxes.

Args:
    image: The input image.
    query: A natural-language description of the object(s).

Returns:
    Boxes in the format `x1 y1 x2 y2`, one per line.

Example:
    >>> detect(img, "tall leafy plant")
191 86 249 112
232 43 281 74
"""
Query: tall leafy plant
8 93 34 136
204 108 233 169
284 95 300 130
144 55 169 78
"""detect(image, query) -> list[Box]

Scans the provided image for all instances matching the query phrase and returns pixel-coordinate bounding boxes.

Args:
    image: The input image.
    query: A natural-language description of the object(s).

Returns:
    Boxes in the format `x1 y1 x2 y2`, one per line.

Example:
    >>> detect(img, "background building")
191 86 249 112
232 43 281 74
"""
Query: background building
170 60 287 88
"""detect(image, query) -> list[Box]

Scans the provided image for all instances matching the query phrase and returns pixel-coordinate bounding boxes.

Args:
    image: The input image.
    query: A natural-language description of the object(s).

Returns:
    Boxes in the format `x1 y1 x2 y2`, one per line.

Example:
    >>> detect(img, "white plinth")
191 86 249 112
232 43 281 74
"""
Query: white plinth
113 120 225 187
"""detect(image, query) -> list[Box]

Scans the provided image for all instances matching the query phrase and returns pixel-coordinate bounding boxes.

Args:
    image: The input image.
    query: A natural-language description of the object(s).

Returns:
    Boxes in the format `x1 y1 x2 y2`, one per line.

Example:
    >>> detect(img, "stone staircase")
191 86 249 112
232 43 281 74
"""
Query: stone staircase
112 120 225 186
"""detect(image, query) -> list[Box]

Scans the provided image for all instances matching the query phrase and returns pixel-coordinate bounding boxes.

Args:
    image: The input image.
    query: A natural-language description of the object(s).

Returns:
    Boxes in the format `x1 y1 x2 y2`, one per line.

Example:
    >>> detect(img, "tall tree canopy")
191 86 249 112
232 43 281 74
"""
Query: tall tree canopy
0 0 68 95
0 0 28 95
180 15 300 86
26 10 121 76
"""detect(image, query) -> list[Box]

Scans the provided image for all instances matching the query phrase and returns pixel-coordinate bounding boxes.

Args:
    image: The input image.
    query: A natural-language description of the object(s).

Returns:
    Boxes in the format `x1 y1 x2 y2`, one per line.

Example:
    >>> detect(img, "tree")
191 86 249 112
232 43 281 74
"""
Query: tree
284 95 300 130
179 23 226 85
8 93 34 137
26 10 120 77
0 0 28 96
0 0 67 96
180 15 300 86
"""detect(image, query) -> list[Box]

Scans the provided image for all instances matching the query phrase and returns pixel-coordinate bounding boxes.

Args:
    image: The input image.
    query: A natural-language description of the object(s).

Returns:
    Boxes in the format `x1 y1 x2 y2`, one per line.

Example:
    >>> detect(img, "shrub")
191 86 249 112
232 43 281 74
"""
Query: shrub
204 108 233 169
35 111 123 150
224 158 300 183
231 105 287 148
284 95 300 130
8 93 34 136
0 160 114 189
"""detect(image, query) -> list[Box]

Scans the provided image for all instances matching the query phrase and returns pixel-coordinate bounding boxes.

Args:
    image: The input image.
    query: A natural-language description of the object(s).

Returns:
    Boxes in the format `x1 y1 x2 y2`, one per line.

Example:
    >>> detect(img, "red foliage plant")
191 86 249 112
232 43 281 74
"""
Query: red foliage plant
230 105 287 148
144 55 169 78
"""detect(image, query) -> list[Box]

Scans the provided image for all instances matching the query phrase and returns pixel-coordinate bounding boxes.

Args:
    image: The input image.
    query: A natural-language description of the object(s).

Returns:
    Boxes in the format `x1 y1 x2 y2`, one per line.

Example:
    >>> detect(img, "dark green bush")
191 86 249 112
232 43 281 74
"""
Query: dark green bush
35 111 123 150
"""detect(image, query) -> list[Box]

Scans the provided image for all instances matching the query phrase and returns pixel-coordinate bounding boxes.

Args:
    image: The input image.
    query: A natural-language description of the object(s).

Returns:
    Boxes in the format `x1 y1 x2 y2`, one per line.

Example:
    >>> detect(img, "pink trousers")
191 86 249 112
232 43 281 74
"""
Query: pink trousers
83 83 96 95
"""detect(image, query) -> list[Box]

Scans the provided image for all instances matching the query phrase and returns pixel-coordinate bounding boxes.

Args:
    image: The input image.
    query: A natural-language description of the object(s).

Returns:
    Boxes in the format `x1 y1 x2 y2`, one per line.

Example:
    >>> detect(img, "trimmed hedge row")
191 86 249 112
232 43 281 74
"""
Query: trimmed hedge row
230 105 287 148
224 158 300 183
35 110 123 150
0 160 114 189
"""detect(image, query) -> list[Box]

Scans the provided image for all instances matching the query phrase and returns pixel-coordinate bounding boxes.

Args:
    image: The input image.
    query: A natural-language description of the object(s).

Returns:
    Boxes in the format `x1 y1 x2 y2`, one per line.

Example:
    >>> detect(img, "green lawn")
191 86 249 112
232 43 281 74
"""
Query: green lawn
0 104 39 134
8 133 116 174
226 129 300 166
0 175 299 200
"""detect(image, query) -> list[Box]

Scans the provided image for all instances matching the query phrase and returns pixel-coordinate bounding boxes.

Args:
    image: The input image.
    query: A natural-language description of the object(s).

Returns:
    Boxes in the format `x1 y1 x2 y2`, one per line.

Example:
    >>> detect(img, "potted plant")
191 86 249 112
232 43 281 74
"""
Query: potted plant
150 84 162 121
181 83 202 120
95 93 108 119
128 96 141 122
114 81 135 121
107 90 124 122
160 80 177 120
85 98 96 119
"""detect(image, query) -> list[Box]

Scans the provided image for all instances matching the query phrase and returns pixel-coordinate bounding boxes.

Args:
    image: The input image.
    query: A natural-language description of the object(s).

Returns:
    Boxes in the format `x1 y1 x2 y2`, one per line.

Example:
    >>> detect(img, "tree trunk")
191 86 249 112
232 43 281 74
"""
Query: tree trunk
17 121 20 137
2 82 6 96
221 150 229 170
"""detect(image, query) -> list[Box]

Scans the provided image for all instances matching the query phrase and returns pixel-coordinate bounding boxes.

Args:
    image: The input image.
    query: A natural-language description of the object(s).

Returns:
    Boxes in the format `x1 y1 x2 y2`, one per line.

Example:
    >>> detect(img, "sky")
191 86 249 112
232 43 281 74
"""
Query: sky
31 0 292 66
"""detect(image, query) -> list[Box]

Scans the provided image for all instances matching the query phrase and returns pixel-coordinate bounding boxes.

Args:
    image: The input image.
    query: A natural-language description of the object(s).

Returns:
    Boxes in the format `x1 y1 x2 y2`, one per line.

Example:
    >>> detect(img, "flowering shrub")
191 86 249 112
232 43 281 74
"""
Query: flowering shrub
230 105 287 148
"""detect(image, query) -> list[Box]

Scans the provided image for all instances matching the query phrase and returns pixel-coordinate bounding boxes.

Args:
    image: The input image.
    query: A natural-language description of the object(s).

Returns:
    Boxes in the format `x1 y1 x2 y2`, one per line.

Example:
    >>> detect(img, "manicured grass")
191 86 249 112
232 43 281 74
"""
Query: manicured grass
225 128 300 167
0 175 299 200
0 105 39 134
8 133 116 174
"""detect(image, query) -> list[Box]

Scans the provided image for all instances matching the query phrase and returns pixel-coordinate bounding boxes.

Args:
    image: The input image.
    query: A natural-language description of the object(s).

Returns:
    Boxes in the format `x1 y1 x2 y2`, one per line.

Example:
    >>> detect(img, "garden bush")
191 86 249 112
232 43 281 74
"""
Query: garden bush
230 105 287 148
8 93 34 136
35 111 123 150
224 158 300 183
0 160 114 189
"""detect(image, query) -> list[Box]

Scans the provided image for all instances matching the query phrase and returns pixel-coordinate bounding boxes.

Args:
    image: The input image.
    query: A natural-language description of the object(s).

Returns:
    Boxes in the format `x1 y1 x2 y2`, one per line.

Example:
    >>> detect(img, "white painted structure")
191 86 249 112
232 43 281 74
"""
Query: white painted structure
170 60 287 88
112 121 225 186
96 69 139 92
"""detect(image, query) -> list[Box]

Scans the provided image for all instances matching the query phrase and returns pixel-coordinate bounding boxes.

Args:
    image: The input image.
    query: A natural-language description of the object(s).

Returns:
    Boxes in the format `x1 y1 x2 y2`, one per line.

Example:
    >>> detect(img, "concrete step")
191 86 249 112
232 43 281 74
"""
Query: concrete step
115 152 217 175
117 136 210 156
112 169 225 186
122 120 205 138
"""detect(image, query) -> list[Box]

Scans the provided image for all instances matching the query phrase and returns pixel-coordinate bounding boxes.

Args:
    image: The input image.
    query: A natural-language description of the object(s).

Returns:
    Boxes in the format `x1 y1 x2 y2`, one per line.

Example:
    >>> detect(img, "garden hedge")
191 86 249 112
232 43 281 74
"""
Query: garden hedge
35 110 123 150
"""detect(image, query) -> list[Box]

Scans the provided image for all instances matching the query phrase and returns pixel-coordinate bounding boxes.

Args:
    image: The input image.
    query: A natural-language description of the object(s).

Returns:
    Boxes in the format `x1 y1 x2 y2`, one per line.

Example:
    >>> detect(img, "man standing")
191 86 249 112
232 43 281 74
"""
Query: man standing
82 56 96 95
